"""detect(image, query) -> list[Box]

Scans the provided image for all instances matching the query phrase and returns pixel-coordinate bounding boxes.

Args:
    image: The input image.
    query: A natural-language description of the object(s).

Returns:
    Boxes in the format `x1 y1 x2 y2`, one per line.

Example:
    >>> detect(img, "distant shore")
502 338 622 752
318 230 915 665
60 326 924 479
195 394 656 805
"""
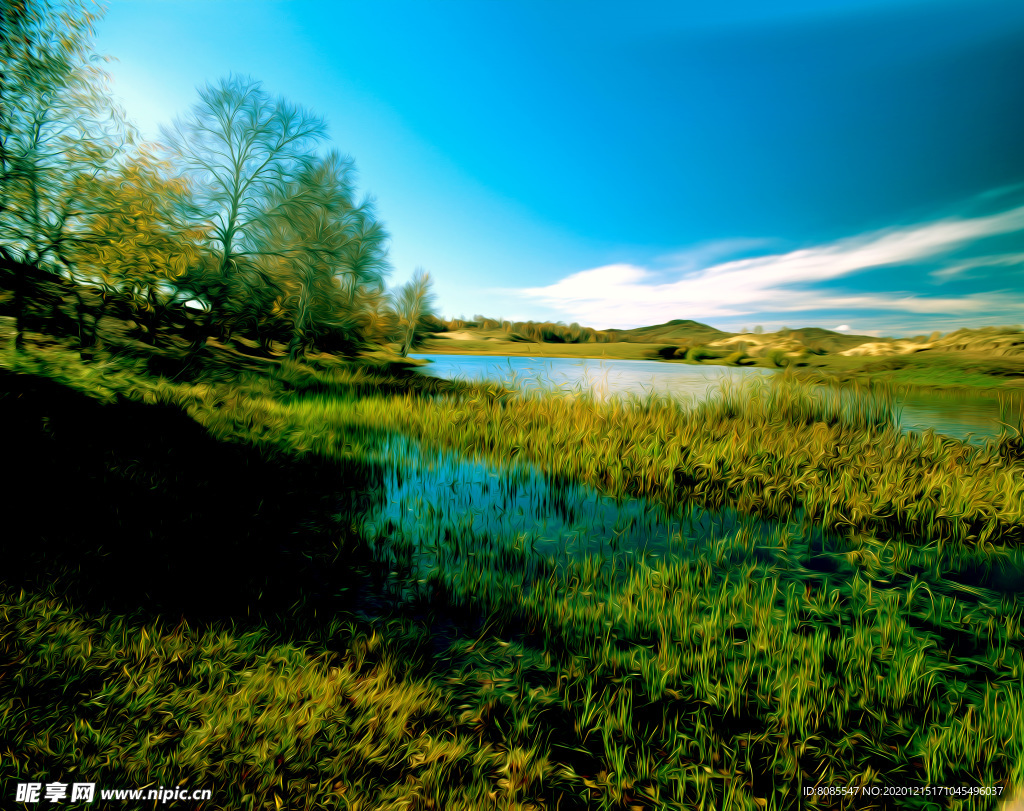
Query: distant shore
416 333 1024 393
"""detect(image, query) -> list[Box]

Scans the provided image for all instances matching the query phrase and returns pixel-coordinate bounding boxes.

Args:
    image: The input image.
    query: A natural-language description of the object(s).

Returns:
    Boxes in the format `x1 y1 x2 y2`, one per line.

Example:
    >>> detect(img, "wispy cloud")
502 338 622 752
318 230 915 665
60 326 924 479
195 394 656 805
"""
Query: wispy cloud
512 205 1024 329
653 237 779 272
930 252 1024 282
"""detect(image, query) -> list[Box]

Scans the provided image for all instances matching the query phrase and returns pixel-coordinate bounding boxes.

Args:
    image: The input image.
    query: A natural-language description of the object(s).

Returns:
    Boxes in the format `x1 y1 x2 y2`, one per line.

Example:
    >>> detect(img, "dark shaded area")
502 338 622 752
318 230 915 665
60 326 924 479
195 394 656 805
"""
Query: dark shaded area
0 368 387 630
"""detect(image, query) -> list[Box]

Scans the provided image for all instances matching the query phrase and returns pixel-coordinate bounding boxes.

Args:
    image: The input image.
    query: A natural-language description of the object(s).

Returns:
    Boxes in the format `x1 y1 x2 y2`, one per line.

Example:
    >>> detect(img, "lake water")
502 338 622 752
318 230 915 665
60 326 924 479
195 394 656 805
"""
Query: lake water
411 354 774 402
347 358 820 592
897 392 1021 443
411 353 1022 443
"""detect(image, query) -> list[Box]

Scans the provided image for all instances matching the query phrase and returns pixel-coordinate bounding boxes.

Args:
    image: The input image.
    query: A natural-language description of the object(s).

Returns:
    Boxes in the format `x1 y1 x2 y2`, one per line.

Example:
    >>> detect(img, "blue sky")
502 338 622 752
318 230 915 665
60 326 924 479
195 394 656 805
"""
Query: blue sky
95 0 1024 336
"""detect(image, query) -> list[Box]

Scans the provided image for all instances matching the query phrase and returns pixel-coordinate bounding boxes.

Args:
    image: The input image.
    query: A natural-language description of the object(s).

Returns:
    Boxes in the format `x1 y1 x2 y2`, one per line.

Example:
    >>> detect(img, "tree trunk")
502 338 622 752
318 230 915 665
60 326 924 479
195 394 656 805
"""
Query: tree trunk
13 261 26 351
189 319 208 354
72 287 90 349
289 288 310 361
288 312 306 360
89 297 107 349
1 250 35 352
146 289 161 348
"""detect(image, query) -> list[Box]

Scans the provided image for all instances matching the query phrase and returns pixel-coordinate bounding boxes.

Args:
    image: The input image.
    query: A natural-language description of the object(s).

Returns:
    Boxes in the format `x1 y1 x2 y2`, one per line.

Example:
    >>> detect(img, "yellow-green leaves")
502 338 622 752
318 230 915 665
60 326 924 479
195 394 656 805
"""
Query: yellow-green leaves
71 145 207 299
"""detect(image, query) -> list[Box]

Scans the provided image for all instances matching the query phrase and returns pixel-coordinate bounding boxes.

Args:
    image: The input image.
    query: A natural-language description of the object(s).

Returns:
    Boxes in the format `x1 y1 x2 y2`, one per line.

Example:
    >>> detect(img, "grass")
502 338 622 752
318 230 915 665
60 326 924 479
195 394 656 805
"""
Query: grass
795 352 1024 392
2 591 571 810
7 542 1023 809
2 338 1023 809
418 336 676 361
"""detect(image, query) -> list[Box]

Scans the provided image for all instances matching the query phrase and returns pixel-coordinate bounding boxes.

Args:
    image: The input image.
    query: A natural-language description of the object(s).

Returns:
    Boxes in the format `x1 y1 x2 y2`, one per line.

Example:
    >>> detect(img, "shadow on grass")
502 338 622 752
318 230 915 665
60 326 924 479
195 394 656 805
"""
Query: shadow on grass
0 368 392 632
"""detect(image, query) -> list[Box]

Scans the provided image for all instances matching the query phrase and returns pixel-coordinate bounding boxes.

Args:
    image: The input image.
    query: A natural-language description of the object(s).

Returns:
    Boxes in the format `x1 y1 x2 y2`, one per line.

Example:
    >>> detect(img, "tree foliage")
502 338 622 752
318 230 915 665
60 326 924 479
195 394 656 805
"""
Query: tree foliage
157 74 398 354
0 0 130 346
443 316 613 344
69 145 208 345
249 150 391 357
160 75 327 337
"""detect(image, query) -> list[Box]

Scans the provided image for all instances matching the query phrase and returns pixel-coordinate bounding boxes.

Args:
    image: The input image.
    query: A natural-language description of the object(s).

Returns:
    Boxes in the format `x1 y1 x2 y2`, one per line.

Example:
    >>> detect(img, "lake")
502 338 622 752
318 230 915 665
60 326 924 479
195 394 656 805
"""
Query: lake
411 353 1021 443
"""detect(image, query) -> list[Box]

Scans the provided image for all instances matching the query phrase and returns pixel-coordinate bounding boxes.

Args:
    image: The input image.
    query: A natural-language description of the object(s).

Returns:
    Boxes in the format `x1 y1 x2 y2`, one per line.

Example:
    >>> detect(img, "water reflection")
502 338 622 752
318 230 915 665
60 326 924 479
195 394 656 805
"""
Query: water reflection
898 392 1023 443
412 353 1021 442
350 430 1024 604
411 354 773 402
360 433 814 585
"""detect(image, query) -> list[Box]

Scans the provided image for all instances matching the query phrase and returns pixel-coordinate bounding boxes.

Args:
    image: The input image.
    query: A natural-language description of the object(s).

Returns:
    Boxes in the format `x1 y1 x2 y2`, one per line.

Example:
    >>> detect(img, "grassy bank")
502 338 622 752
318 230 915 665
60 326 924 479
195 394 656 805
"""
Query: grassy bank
2 341 1023 809
418 335 680 361
795 353 1024 392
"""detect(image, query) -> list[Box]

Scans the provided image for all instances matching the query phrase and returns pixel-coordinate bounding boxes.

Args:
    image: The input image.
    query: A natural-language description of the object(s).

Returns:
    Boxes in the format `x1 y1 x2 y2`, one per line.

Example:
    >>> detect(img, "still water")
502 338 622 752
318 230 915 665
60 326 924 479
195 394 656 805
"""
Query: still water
358 433 822 588
353 358 805 590
412 354 773 402
355 431 1019 599
411 353 1021 443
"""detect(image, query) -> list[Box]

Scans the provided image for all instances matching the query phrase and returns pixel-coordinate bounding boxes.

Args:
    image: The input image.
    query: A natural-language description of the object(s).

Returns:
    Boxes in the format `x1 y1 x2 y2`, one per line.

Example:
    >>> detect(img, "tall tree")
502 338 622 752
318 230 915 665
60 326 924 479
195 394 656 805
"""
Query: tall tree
160 74 327 342
393 268 437 357
0 0 130 348
253 150 391 358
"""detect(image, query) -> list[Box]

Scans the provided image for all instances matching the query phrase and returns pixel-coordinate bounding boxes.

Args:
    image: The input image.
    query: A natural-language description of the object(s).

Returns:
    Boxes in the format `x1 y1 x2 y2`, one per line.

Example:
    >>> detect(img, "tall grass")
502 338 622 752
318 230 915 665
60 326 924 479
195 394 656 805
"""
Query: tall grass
230 370 1024 548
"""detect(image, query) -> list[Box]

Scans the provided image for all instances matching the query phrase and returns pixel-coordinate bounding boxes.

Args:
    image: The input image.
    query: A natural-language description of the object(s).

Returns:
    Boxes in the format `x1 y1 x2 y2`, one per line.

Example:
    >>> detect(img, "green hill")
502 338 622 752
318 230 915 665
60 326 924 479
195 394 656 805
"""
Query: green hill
606 319 726 344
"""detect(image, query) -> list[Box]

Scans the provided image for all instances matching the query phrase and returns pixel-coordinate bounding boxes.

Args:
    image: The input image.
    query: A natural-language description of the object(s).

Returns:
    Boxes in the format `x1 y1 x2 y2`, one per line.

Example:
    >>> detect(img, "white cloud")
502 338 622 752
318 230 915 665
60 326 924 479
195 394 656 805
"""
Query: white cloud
511 205 1024 328
833 324 851 331
931 252 1024 282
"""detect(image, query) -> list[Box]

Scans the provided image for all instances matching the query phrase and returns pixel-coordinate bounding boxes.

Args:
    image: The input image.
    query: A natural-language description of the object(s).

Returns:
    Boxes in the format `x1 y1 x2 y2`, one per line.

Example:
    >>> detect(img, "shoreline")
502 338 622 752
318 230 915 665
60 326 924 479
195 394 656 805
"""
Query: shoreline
414 340 1023 396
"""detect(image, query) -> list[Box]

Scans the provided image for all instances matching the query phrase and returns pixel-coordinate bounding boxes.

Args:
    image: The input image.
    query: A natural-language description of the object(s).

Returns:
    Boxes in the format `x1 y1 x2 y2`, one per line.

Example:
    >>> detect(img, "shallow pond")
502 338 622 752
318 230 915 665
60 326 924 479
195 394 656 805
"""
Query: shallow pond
351 354 1024 602
359 433 822 587
411 353 1021 443
355 432 1022 600
897 391 1022 443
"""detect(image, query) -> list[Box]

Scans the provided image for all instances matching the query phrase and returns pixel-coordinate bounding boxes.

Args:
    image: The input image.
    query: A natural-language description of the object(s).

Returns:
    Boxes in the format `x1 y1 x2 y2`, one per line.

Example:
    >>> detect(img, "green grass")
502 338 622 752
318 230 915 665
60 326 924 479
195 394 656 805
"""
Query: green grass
2 591 573 810
418 335 674 362
796 351 1024 391
2 339 1023 809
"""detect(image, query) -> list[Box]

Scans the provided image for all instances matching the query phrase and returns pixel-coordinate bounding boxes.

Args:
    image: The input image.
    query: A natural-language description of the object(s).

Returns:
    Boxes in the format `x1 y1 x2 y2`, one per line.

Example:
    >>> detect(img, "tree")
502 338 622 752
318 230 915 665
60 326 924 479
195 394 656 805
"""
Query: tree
251 150 391 359
0 0 130 348
160 74 327 343
69 145 207 346
393 268 437 357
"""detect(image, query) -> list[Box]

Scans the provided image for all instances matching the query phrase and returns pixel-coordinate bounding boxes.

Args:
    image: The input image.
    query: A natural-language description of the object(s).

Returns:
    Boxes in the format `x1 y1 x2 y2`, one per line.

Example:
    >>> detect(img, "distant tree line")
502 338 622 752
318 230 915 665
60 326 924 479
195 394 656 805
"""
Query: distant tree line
443 316 615 344
0 0 437 360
